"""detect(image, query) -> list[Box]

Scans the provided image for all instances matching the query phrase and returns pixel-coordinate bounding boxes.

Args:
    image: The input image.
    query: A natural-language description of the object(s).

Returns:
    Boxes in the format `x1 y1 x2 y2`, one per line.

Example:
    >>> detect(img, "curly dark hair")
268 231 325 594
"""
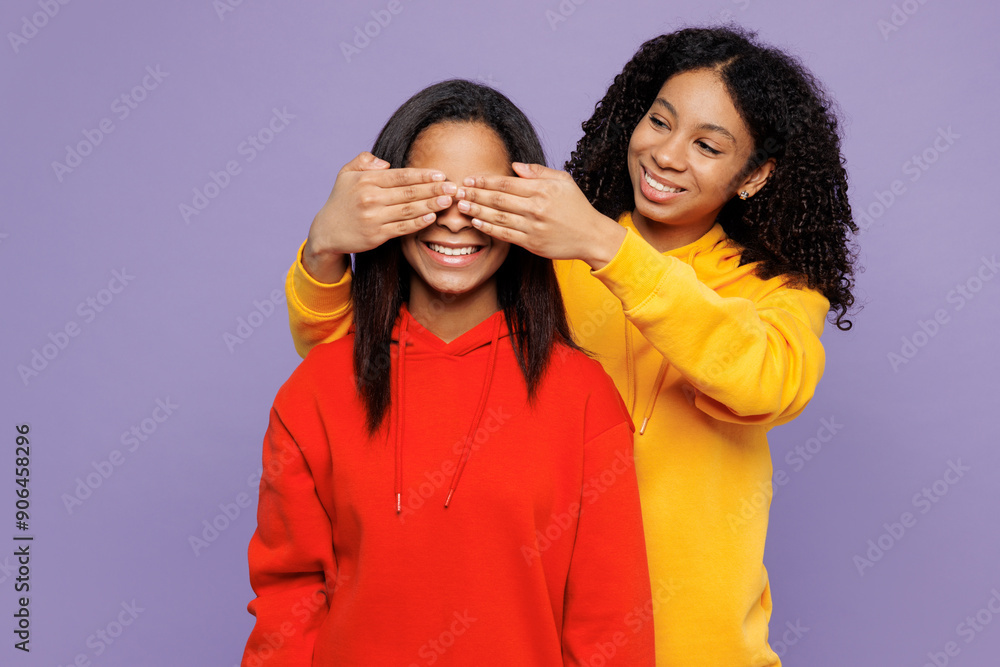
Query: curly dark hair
566 26 858 330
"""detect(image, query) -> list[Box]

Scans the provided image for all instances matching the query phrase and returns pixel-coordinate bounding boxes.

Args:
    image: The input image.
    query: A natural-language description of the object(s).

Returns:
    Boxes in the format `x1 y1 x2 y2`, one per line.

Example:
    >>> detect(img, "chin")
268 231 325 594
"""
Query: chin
428 277 482 296
633 195 663 222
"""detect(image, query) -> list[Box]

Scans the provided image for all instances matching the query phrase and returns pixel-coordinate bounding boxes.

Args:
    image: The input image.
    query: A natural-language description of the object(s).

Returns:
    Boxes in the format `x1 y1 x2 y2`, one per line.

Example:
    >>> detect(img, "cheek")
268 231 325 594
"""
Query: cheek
702 164 741 198
490 243 511 272
626 134 641 162
400 237 422 269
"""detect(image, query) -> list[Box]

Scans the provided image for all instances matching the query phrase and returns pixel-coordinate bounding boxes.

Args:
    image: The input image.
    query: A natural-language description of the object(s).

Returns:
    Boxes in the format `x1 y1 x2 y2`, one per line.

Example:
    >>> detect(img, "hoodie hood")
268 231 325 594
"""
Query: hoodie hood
389 303 509 513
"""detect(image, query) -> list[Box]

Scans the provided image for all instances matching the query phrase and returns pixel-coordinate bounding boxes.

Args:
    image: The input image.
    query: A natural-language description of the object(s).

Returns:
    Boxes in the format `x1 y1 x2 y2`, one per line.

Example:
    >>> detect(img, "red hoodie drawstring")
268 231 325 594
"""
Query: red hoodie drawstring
444 315 502 508
393 310 502 513
394 317 409 514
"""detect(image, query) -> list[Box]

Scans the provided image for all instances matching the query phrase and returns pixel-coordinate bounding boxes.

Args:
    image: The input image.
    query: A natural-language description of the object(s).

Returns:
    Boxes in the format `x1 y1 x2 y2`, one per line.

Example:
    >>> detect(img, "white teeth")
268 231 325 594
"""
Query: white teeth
428 243 479 256
644 172 684 193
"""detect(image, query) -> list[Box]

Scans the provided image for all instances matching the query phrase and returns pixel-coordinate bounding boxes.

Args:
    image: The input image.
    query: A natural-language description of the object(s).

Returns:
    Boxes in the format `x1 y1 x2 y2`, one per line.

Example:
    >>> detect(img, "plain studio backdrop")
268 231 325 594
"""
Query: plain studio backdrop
1 0 998 665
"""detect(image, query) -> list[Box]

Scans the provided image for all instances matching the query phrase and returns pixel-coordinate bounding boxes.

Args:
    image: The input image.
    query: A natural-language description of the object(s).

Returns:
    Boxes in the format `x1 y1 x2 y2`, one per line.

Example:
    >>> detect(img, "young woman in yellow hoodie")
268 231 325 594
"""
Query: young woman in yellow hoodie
285 26 857 666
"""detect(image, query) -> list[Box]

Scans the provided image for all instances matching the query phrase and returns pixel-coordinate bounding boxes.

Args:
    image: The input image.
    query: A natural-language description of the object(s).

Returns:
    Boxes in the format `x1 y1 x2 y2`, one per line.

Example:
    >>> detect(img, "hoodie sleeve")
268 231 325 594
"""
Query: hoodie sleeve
591 226 830 426
243 404 334 667
286 240 355 358
561 380 655 666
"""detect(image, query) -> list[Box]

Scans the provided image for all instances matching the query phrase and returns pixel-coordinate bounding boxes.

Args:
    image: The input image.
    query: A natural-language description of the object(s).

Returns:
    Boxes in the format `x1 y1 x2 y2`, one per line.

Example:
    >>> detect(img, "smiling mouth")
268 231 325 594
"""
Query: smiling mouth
643 169 685 193
424 242 483 256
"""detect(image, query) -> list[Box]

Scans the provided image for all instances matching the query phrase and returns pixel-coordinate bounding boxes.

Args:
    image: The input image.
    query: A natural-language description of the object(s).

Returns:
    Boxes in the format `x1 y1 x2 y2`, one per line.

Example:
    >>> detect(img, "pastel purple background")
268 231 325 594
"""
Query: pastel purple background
2 0 998 665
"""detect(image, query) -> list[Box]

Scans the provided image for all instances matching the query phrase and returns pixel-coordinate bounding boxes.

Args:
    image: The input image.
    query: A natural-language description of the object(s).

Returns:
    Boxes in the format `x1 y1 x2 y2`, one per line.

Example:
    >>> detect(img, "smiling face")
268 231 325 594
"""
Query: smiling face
401 121 512 321
627 68 773 248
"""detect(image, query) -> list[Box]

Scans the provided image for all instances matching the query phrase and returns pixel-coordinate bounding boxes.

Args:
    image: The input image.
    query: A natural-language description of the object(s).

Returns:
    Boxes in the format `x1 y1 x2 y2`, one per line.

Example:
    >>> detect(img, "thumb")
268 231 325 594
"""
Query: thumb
345 151 390 172
512 162 556 179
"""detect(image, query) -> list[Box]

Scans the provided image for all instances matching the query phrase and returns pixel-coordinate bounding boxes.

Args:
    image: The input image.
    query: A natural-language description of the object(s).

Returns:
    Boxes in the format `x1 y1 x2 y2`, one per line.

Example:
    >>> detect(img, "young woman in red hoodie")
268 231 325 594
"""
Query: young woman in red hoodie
242 80 655 666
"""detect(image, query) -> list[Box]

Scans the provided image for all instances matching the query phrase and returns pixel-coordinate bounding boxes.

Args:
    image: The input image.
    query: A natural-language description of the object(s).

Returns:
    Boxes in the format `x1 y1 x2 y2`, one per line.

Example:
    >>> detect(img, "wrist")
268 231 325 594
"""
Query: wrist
302 239 347 284
583 215 627 271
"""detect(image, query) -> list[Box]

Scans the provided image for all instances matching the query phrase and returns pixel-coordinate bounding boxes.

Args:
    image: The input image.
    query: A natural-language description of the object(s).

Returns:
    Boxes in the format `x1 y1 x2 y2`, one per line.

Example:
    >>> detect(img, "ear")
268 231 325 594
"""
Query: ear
739 157 776 198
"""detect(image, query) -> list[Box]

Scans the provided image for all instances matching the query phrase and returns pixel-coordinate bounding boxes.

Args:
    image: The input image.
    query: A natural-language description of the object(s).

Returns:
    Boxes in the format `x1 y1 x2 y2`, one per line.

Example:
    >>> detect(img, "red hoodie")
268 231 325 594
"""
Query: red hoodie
243 303 654 666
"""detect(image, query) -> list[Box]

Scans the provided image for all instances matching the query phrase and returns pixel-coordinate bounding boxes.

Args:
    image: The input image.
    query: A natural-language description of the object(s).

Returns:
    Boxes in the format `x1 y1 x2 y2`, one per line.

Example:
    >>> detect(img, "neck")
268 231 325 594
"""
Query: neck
407 279 500 343
630 210 716 253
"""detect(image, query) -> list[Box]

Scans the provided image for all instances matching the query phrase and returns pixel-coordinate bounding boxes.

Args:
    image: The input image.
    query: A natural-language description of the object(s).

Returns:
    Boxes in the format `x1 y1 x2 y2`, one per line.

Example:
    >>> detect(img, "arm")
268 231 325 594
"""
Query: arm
243 406 335 666
561 418 655 666
454 166 827 426
592 227 830 425
286 241 355 358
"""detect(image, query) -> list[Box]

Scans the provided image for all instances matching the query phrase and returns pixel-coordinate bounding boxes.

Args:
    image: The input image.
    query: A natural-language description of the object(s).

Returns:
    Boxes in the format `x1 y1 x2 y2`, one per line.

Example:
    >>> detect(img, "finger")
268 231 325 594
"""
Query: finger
368 166 447 188
377 213 441 242
343 151 390 173
457 188 535 219
460 173 537 198
378 180 458 207
377 195 454 226
456 200 526 232
511 162 565 179
470 218 530 247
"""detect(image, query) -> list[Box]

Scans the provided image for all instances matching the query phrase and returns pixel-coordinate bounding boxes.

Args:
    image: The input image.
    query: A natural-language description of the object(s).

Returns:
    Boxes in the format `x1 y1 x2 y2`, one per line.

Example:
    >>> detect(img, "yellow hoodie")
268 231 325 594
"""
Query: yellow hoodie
283 213 829 666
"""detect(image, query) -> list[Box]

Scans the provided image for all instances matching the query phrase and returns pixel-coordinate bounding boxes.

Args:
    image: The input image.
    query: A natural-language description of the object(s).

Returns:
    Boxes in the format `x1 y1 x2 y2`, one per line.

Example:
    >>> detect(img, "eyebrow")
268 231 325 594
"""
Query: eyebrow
652 98 737 144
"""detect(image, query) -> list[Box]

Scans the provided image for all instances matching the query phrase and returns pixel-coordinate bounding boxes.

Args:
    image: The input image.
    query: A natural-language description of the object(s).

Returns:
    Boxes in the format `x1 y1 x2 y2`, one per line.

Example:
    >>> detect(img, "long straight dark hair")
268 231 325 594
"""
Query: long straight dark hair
352 79 580 434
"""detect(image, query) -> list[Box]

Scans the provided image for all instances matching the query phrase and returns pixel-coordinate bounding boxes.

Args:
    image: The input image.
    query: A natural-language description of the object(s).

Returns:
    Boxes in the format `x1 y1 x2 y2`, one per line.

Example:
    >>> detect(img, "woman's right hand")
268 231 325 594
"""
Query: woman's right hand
302 152 457 283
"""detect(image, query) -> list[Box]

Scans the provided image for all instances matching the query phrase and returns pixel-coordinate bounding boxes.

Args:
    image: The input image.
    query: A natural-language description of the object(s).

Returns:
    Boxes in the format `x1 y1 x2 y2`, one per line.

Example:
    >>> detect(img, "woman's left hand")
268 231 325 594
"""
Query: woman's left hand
457 162 627 269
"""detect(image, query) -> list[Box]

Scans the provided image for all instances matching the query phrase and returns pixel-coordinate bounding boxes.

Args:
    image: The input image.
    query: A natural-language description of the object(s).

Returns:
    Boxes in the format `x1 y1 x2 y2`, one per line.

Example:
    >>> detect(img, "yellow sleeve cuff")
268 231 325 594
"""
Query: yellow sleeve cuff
289 240 353 317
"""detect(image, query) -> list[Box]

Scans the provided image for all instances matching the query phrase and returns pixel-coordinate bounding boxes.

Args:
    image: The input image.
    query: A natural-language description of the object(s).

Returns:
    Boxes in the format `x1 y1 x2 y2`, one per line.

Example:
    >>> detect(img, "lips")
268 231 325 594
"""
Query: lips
425 242 482 256
420 240 486 267
639 167 686 203
643 169 685 192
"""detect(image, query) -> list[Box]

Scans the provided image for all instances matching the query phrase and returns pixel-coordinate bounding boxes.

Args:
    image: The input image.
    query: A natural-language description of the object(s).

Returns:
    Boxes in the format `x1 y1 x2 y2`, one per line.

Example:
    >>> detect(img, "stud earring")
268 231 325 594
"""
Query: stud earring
738 191 750 200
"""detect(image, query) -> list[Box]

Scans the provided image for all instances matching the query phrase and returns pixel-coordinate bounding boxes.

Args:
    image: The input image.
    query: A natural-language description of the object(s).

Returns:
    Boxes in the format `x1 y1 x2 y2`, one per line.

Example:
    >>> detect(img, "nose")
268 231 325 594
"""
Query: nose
434 198 474 233
650 132 687 172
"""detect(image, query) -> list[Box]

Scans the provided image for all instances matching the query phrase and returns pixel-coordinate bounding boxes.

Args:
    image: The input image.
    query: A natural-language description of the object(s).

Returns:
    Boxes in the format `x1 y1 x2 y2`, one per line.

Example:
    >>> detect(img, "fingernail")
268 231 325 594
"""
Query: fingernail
463 177 474 186
441 183 457 195
373 158 389 167
471 218 483 227
456 188 466 199
431 173 445 181
436 196 451 207
422 213 436 222
457 201 470 212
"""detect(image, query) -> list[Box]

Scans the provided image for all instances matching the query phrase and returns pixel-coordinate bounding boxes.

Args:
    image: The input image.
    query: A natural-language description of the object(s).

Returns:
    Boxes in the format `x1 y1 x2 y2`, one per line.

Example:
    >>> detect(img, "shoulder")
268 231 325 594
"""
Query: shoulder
303 334 355 367
690 228 755 285
698 230 830 318
274 334 356 410
548 343 615 385
545 343 634 438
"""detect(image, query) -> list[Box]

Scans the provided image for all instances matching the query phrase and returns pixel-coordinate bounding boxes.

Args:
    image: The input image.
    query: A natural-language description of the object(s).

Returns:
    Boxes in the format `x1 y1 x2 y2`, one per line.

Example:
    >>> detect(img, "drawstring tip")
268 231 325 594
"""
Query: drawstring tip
444 489 455 508
639 417 649 435
396 493 401 515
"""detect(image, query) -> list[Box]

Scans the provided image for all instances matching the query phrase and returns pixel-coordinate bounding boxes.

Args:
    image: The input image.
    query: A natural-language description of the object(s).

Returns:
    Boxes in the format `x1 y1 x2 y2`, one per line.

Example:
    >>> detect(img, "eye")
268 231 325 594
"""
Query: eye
649 115 669 129
696 140 721 155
